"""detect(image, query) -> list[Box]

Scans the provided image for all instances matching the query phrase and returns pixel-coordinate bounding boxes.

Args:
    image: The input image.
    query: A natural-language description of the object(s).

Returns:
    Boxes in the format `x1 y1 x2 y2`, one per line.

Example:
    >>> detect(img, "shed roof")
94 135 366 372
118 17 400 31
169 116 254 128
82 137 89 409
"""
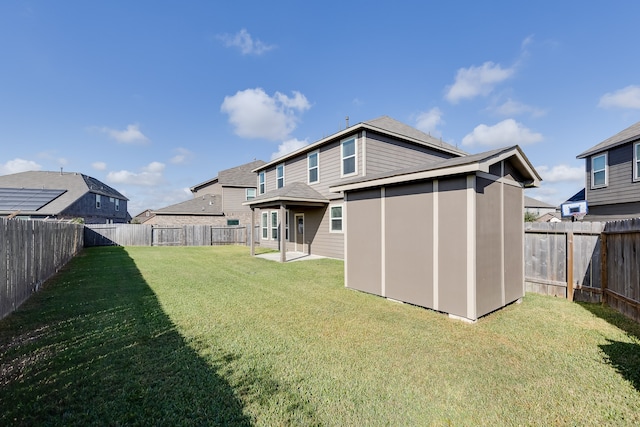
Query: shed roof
330 146 541 192
152 193 223 216
577 120 640 159
255 116 467 172
0 171 127 215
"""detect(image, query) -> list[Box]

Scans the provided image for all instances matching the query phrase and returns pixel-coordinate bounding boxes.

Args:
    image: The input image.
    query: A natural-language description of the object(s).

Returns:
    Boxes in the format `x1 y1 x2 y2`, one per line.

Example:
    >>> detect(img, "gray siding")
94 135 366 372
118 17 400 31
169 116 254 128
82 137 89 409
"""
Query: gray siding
385 182 434 307
192 181 222 197
223 186 253 213
586 143 640 207
365 132 455 175
65 193 128 224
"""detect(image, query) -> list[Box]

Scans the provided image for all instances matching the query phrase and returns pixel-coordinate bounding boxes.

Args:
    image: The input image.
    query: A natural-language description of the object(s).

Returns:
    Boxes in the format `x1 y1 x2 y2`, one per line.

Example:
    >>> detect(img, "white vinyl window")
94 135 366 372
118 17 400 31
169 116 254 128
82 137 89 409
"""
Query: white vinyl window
261 212 268 239
246 188 256 201
258 171 266 194
308 151 319 183
330 205 343 232
271 211 279 240
634 143 640 181
115 198 120 211
276 164 285 189
96 194 101 209
341 137 357 176
591 153 607 188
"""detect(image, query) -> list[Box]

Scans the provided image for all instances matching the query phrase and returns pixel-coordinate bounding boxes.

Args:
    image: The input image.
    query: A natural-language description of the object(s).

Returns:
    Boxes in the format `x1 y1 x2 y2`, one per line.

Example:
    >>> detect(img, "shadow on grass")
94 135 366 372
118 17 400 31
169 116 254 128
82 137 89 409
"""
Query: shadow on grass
0 247 251 426
577 302 640 393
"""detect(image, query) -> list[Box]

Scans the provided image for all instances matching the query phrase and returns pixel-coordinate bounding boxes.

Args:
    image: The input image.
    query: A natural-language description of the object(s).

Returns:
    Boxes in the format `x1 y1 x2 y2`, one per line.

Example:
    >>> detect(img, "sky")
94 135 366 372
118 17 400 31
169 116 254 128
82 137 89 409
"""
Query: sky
2 1 640 216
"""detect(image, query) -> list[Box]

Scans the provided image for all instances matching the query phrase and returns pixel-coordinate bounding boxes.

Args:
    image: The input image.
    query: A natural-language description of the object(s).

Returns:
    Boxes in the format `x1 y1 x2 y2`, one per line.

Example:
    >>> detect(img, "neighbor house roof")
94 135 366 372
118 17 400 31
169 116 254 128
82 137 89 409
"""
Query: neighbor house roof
152 194 223 216
330 146 541 192
190 159 265 192
254 116 467 172
577 120 640 159
0 171 127 216
525 196 556 209
244 182 329 208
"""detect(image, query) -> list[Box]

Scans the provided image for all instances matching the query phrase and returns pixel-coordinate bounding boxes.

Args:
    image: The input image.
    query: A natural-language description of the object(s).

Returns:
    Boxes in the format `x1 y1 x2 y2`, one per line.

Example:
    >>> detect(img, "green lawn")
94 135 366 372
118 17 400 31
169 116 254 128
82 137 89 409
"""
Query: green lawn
1 246 639 426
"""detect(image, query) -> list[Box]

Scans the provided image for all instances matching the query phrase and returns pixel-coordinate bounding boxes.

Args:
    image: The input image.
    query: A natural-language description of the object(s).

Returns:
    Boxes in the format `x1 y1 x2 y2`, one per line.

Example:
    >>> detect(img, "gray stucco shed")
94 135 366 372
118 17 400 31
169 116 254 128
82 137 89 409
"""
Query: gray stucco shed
330 146 541 322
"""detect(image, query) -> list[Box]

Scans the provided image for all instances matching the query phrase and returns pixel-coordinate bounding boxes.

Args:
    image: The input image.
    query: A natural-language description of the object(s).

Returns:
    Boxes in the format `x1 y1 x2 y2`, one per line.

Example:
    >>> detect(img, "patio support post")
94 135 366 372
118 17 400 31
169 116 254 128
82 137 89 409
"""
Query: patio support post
280 203 287 263
250 207 255 256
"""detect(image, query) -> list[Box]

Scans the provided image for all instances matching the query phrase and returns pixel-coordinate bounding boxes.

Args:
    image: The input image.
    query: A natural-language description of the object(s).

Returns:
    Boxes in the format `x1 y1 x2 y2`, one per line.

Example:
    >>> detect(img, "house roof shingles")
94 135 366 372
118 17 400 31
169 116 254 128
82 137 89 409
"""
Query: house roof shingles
153 193 223 215
190 159 265 192
0 171 127 215
577 120 640 159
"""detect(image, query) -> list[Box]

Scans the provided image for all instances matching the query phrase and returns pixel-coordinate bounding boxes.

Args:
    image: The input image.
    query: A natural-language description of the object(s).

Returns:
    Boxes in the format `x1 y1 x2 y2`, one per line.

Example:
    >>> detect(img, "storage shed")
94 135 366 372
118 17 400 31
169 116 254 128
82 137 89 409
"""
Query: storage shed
330 146 541 322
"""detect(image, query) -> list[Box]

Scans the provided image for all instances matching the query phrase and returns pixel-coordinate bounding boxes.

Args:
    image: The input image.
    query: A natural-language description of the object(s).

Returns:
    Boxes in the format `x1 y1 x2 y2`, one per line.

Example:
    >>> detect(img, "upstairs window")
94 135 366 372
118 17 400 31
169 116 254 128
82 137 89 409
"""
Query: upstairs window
591 153 607 188
258 171 265 194
96 194 101 209
246 188 256 200
635 143 640 181
308 151 319 183
115 199 120 211
341 137 356 176
276 164 285 189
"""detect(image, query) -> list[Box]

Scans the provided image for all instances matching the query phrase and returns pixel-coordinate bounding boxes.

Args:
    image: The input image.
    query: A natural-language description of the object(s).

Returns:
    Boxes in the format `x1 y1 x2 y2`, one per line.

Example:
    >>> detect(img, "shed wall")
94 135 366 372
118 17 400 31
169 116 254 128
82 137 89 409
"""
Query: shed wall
384 182 434 307
504 184 525 303
345 189 382 294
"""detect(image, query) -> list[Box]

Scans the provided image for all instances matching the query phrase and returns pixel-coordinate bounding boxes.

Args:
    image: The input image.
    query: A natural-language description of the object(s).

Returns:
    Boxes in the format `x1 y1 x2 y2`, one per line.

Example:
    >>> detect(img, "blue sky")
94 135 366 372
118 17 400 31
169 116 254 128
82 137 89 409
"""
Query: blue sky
2 1 640 216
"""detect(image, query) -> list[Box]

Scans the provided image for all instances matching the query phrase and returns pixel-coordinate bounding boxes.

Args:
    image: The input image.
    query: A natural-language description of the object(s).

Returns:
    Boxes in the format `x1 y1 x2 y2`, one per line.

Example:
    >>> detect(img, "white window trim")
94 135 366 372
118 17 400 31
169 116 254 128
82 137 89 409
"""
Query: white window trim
261 212 268 239
276 163 285 189
115 198 120 211
285 209 290 240
270 210 279 240
341 137 358 177
246 188 257 201
591 152 608 189
307 150 320 184
329 204 344 233
96 194 101 209
634 143 640 182
258 172 266 195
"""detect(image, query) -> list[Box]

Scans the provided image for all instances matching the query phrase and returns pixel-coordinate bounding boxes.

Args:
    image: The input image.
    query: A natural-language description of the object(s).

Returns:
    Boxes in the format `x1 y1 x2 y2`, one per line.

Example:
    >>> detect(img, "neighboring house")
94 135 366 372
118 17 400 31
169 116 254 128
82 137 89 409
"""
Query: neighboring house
145 160 265 226
524 196 558 219
143 194 224 225
245 116 468 261
0 170 129 223
331 145 541 322
132 209 155 224
576 120 640 220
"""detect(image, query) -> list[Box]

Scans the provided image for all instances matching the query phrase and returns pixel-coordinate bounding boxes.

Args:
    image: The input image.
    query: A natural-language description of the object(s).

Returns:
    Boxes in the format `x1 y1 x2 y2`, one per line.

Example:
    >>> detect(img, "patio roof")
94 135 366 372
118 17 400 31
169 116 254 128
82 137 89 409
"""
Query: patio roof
244 182 329 209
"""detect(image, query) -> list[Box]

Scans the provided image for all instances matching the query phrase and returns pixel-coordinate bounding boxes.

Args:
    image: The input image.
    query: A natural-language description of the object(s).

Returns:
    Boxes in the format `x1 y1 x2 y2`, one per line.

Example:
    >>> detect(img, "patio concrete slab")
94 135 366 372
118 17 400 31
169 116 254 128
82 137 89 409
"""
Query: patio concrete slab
255 251 326 262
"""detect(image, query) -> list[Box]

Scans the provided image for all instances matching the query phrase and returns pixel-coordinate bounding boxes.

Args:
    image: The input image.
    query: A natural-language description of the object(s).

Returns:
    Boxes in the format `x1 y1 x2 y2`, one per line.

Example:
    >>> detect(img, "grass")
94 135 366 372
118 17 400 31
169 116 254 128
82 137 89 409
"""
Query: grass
1 246 639 426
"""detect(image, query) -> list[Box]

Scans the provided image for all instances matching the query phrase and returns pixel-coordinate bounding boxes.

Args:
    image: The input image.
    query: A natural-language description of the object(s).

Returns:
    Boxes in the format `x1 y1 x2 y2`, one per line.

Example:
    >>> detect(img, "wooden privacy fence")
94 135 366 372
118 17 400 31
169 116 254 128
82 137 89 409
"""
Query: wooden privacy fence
85 224 258 247
1 218 84 319
525 219 640 322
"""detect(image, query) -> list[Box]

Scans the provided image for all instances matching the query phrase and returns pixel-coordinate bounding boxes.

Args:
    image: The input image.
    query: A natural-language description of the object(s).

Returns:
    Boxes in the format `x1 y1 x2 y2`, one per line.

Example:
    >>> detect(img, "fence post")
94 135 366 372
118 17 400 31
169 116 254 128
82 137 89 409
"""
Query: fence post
600 232 608 305
567 231 574 301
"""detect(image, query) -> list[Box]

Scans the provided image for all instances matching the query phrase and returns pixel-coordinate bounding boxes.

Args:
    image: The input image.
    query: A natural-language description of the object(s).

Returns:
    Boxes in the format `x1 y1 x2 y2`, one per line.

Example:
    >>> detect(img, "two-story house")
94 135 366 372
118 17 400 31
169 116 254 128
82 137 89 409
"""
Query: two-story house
576 120 640 220
0 170 129 223
144 159 265 226
245 116 467 261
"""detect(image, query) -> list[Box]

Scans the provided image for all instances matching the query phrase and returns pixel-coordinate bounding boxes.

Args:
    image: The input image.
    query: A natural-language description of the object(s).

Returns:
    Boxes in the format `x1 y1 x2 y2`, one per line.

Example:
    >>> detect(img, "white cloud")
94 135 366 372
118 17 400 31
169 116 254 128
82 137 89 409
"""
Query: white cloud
535 164 583 183
92 161 107 171
221 88 311 141
271 138 309 160
98 124 150 144
445 61 515 103
414 107 444 136
170 148 193 165
598 85 640 109
218 29 275 55
492 98 546 118
106 162 165 186
0 158 42 175
462 119 543 148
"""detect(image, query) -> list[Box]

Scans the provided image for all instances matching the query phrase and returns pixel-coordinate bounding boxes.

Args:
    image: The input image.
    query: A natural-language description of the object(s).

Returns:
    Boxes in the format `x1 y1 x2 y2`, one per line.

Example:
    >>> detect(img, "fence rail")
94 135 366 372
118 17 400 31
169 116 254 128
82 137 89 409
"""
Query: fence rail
1 218 83 319
84 224 258 247
525 219 640 322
